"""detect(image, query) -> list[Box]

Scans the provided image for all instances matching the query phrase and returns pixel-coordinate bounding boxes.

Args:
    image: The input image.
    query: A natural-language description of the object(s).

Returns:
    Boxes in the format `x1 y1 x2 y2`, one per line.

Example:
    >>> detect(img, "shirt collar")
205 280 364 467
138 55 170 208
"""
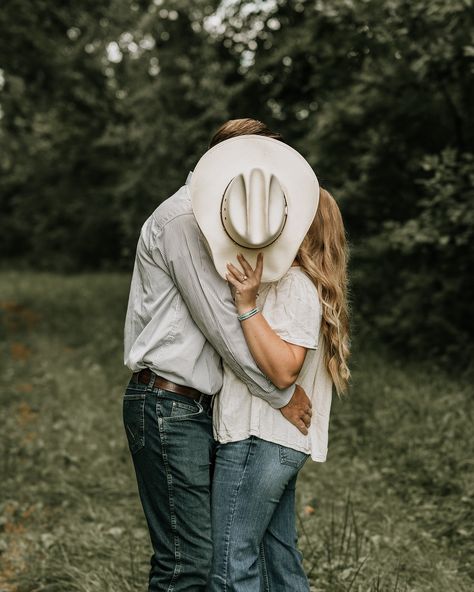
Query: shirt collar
185 170 193 185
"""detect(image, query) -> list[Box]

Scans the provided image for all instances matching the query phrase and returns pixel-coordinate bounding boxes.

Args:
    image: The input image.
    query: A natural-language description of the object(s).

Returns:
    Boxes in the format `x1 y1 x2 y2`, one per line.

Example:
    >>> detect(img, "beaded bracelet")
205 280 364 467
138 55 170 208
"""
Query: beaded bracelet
237 307 260 322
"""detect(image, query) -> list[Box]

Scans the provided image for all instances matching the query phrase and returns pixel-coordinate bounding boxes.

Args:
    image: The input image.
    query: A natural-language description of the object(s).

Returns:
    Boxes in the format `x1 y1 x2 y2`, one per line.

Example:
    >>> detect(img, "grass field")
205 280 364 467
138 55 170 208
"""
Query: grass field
0 272 473 592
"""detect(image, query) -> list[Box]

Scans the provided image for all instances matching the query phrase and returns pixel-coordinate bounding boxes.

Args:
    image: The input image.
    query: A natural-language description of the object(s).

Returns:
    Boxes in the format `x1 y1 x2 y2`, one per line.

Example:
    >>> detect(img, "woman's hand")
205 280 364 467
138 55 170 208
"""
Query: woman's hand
226 252 263 315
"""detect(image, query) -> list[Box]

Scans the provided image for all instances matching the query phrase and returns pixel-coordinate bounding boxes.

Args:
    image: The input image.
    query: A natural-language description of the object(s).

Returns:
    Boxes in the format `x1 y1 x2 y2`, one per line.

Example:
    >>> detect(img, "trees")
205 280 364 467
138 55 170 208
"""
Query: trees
215 0 474 364
0 0 235 268
0 1 124 267
1 0 472 362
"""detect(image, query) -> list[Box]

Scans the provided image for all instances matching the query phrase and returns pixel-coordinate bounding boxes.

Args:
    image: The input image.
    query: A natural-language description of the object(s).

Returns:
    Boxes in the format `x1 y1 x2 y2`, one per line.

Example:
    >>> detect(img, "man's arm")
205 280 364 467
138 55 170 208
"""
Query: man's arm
154 212 295 409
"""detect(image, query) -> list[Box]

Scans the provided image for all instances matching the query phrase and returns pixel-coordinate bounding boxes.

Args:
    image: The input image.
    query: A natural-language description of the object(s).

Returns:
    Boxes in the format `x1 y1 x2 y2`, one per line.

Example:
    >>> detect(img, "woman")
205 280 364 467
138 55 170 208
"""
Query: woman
209 187 351 591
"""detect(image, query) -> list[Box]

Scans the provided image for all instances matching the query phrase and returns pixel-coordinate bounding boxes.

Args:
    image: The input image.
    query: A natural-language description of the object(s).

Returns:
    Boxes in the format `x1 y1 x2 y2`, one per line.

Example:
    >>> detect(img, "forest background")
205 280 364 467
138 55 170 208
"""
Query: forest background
0 1 473 590
1 0 473 362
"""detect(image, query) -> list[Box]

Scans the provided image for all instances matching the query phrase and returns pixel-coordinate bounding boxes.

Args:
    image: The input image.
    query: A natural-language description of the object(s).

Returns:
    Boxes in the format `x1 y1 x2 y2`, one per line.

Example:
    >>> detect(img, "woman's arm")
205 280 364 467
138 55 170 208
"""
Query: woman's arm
226 253 308 389
238 313 307 389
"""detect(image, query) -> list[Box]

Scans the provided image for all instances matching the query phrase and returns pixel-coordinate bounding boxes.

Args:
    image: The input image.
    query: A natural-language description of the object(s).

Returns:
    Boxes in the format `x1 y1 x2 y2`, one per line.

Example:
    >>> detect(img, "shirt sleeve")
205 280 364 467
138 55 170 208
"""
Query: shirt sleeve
262 271 321 350
153 212 295 409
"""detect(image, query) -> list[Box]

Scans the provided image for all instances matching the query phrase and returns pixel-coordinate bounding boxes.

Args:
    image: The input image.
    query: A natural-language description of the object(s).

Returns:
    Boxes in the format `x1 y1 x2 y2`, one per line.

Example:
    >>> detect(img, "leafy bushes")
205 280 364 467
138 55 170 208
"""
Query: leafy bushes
0 0 472 364
352 150 474 366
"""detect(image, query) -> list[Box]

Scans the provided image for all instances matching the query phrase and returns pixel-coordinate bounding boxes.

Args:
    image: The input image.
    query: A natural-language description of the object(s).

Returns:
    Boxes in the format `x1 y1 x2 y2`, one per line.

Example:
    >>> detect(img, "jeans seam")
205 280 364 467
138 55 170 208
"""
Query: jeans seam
123 392 146 453
157 403 182 591
260 540 271 592
221 437 256 591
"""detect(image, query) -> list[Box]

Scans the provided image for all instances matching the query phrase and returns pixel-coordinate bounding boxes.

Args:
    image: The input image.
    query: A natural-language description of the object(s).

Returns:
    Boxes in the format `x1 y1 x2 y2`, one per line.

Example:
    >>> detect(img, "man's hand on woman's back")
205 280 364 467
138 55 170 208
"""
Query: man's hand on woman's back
279 384 312 435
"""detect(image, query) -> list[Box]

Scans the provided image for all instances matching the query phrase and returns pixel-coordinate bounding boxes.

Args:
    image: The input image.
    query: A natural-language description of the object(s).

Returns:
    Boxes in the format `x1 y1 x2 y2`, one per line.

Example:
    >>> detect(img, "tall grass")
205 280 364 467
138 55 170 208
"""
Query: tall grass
0 272 472 591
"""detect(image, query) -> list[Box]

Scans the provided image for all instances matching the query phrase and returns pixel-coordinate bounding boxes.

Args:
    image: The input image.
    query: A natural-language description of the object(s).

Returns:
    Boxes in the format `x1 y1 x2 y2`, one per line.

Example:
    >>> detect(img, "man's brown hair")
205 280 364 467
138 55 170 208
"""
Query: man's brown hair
208 118 284 149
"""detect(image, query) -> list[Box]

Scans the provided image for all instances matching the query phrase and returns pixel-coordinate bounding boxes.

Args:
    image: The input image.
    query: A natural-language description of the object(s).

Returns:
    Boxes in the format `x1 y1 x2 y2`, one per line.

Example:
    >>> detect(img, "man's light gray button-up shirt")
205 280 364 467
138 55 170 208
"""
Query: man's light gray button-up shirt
123 171 295 408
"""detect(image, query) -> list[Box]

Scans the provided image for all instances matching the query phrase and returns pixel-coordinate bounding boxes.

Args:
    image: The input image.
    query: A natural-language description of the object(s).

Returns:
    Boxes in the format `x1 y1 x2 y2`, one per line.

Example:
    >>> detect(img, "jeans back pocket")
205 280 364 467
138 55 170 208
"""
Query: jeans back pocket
123 392 146 454
279 445 309 470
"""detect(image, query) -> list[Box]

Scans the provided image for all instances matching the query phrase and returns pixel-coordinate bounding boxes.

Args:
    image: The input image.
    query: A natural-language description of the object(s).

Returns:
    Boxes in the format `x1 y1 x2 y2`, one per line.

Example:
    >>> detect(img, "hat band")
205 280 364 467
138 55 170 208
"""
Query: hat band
220 170 288 249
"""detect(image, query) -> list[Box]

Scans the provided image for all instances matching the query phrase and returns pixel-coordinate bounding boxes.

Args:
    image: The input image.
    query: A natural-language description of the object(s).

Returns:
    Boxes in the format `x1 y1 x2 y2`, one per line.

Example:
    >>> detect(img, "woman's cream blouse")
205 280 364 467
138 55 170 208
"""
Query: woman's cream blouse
213 266 333 462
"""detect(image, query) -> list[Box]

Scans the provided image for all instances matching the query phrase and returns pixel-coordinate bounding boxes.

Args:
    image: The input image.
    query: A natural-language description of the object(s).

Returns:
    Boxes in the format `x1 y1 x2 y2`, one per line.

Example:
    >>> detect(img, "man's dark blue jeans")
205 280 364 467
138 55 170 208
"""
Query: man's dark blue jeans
123 371 216 592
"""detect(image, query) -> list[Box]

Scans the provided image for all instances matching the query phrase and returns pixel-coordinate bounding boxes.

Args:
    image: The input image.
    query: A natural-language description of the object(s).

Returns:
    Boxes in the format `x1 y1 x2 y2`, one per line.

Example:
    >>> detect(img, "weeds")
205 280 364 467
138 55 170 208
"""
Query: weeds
0 272 473 591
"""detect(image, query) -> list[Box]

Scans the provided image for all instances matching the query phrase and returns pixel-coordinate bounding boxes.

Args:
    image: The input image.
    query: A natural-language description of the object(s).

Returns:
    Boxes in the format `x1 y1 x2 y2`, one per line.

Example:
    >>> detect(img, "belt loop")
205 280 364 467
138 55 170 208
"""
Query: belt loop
146 369 156 391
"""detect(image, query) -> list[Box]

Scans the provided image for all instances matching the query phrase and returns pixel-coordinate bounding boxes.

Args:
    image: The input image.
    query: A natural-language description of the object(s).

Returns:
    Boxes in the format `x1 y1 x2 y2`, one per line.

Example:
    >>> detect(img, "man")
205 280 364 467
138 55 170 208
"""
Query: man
123 118 313 591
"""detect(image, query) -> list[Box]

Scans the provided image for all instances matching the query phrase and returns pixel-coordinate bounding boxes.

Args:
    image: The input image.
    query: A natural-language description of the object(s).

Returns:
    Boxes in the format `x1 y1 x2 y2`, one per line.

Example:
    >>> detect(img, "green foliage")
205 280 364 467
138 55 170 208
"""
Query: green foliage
354 150 474 364
0 0 235 268
0 0 473 361
218 0 474 366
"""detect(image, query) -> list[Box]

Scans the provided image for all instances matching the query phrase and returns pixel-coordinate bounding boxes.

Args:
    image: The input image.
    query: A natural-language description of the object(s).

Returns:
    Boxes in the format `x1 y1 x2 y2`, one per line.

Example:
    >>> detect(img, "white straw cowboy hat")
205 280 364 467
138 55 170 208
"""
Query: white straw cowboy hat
190 134 319 283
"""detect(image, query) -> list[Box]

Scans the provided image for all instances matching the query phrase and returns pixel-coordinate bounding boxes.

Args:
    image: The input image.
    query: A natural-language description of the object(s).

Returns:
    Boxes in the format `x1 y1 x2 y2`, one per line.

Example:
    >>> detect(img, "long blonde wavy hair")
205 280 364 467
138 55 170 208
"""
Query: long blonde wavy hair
296 188 351 395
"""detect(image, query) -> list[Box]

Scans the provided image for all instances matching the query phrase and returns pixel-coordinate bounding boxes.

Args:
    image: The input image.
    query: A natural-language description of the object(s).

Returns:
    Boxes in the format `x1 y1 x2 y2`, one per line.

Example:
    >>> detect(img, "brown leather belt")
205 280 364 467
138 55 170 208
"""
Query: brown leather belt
132 368 211 402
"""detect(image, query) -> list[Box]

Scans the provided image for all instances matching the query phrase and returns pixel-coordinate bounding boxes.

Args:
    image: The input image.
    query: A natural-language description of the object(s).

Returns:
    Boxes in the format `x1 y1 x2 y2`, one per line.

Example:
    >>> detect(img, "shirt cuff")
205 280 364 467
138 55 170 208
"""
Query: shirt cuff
267 383 296 409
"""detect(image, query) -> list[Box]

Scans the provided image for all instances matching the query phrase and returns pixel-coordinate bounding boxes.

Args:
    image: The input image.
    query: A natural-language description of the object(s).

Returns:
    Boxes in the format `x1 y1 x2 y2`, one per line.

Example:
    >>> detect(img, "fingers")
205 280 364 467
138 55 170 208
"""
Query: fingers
236 252 264 279
297 415 310 434
297 421 308 436
280 406 312 434
225 271 244 292
299 413 311 428
229 254 265 285
290 415 309 435
227 261 247 282
255 252 264 279
236 253 254 276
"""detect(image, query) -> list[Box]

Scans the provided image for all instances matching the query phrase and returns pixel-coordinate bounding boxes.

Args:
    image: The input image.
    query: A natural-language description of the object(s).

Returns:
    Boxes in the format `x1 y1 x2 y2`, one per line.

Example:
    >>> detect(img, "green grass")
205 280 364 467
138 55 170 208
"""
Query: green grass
0 272 472 591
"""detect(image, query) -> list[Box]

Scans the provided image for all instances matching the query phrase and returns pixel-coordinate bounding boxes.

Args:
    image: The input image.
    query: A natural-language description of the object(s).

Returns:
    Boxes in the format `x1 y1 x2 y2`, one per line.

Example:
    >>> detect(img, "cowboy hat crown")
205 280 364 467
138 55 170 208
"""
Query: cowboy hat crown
222 167 287 249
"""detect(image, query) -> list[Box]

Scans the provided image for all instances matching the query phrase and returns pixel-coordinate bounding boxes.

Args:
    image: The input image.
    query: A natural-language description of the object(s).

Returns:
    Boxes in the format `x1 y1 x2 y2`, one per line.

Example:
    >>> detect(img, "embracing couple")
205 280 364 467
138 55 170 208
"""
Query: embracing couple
123 118 350 591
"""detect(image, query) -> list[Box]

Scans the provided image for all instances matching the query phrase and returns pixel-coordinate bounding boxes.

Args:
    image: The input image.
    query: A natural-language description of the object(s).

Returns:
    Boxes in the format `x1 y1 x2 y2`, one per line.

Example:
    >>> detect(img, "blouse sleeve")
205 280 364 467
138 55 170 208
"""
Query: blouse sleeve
261 270 322 350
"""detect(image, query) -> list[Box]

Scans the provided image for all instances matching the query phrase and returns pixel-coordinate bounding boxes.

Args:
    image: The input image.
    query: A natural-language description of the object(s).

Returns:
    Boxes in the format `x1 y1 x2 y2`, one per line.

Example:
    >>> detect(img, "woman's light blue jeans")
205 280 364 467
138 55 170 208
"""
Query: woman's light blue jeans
208 436 310 592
